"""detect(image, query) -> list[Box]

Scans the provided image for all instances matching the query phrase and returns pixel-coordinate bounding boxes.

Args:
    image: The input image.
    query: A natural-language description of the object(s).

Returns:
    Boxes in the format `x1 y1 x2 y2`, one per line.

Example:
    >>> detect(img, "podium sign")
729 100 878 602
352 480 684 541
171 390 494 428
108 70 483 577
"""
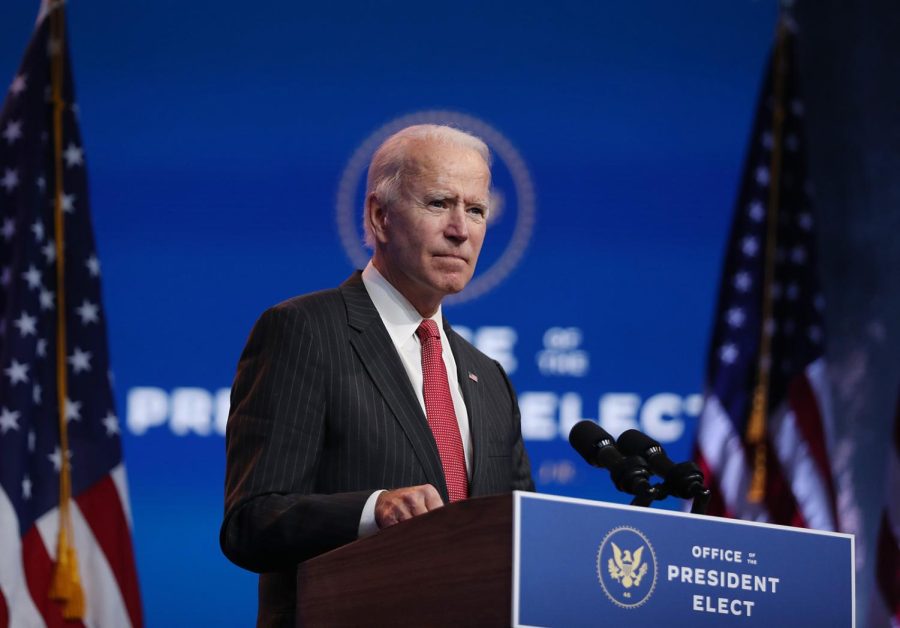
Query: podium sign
513 492 854 627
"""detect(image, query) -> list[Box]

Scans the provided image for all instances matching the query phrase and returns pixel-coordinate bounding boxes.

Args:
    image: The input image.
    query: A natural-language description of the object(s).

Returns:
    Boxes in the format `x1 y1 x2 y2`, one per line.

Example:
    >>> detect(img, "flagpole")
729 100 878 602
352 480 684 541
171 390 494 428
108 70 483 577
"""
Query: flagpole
746 13 790 503
47 0 86 619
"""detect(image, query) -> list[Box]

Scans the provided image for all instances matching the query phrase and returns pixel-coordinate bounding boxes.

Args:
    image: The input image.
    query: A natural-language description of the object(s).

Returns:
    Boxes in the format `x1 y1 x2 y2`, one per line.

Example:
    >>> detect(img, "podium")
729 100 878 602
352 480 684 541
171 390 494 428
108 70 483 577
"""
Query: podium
296 492 854 627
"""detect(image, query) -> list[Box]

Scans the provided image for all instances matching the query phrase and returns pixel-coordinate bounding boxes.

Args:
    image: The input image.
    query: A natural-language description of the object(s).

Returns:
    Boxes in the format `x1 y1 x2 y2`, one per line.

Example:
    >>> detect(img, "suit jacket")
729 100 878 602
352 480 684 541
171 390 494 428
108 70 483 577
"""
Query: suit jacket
220 272 534 626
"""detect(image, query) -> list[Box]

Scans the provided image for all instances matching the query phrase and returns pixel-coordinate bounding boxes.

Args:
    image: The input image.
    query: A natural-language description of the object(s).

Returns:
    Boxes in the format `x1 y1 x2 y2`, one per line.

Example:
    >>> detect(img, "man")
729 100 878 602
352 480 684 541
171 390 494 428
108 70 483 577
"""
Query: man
220 124 534 625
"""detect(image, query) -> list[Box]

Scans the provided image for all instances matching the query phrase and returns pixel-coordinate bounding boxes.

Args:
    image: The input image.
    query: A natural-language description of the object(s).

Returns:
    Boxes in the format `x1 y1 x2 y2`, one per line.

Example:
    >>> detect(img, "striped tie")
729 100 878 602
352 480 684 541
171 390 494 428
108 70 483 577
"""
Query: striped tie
416 319 469 502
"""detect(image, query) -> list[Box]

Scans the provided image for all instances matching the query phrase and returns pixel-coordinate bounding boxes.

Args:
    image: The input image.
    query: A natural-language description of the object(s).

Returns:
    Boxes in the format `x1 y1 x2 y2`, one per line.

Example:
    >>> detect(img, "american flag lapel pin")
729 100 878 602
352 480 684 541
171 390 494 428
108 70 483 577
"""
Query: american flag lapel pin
468 372 478 383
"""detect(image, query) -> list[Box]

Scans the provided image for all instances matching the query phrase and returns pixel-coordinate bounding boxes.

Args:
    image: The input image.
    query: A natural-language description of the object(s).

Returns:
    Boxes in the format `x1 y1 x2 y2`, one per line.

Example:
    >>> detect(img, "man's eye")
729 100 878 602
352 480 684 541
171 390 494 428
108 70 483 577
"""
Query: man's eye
467 206 486 217
428 199 448 209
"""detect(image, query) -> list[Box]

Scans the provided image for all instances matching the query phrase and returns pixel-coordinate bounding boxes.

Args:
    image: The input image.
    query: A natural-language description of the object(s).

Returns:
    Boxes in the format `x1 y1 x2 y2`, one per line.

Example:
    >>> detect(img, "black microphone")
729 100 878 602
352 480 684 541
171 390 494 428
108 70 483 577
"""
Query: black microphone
568 421 656 499
617 429 709 500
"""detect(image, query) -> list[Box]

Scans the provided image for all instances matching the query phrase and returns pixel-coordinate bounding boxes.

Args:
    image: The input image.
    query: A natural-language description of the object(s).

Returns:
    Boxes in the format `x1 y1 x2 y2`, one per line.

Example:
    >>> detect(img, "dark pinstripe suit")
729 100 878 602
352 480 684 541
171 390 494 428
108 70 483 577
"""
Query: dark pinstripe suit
220 272 534 625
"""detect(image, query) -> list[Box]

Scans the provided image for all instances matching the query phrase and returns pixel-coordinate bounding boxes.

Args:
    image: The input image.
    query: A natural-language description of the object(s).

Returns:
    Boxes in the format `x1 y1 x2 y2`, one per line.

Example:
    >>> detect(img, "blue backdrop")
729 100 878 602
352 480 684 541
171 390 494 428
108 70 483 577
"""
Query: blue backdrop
1 1 782 625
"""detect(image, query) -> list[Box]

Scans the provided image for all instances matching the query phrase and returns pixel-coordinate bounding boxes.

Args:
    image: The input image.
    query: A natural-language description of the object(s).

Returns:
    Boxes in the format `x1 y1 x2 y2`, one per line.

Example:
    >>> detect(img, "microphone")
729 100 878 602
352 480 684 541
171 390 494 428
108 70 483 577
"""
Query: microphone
616 429 709 500
568 421 657 499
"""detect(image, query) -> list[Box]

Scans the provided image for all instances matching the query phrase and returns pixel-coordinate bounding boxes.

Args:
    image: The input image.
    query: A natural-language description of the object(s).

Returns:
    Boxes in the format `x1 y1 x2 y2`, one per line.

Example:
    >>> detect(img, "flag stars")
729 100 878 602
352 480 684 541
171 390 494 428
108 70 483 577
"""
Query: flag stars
741 236 759 257
41 240 56 264
32 220 45 242
1 168 19 192
48 446 72 472
85 255 101 277
39 288 55 311
1 266 11 286
60 192 75 213
747 200 765 222
0 407 20 434
68 347 92 374
733 271 752 293
27 430 35 452
814 294 825 312
797 213 814 230
726 307 746 328
791 245 807 264
33 383 42 405
76 300 99 325
36 338 47 358
761 131 773 150
4 359 29 385
1 217 14 240
3 120 22 144
22 265 41 289
785 134 799 152
9 74 27 96
755 166 770 187
65 398 82 422
22 475 32 500
13 311 37 337
102 412 120 436
791 99 805 117
63 143 84 167
36 175 46 191
719 343 739 365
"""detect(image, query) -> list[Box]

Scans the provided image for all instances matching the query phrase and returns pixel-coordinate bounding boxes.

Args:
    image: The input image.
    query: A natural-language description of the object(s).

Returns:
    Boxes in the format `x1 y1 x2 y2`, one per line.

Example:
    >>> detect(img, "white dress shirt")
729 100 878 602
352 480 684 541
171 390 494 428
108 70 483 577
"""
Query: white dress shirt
356 261 473 536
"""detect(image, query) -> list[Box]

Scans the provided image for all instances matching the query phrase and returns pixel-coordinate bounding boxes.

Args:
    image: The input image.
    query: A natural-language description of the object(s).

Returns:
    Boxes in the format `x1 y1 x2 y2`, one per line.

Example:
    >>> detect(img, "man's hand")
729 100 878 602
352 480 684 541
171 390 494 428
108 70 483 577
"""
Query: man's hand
375 484 444 529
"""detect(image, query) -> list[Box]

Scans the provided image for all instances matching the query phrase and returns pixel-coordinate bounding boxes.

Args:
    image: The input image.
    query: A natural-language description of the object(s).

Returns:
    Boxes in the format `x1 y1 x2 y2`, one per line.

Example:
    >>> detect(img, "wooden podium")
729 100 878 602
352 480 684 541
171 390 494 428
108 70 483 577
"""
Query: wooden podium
296 491 854 627
295 494 514 627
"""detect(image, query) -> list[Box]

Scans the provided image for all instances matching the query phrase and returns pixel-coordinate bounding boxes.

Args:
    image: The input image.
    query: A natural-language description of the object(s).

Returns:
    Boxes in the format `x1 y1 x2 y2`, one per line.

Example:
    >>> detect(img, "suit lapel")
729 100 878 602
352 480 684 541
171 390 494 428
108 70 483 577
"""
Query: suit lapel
339 273 448 500
444 320 488 496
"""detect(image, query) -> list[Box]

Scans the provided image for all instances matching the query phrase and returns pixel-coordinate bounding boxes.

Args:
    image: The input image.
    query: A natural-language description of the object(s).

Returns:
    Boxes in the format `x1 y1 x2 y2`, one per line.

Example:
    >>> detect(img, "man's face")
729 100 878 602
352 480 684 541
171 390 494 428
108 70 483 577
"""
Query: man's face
372 140 490 315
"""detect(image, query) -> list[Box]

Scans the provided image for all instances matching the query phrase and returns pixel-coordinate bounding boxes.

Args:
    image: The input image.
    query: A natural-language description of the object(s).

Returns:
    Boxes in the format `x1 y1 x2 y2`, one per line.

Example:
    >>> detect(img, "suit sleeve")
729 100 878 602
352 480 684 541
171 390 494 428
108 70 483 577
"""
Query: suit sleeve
220 305 371 573
496 360 536 492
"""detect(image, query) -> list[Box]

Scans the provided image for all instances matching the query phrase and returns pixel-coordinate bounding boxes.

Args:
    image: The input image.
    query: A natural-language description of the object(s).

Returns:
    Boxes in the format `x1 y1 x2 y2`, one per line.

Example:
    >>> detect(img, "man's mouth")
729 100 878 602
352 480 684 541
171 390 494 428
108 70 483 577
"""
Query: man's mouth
434 253 468 263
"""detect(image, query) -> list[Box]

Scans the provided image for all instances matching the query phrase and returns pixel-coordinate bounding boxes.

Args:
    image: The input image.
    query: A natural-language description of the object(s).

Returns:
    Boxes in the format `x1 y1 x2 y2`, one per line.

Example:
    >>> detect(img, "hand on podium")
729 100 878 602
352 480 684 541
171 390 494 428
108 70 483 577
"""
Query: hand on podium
375 484 444 528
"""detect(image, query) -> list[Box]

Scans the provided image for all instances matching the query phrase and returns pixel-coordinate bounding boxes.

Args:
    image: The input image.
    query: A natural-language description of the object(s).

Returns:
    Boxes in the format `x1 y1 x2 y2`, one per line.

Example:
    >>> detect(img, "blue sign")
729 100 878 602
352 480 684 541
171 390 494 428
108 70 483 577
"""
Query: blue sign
513 492 854 627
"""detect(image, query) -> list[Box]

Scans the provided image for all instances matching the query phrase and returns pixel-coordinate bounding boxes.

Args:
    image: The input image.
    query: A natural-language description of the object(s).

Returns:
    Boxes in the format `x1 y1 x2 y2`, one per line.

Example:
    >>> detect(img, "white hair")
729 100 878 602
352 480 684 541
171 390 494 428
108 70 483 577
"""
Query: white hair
363 124 491 248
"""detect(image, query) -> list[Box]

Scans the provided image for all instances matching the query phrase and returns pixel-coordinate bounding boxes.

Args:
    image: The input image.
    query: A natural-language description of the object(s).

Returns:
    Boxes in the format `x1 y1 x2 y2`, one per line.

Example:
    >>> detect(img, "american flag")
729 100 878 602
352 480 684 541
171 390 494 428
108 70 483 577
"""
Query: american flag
869 390 900 627
0 3 142 626
693 18 840 532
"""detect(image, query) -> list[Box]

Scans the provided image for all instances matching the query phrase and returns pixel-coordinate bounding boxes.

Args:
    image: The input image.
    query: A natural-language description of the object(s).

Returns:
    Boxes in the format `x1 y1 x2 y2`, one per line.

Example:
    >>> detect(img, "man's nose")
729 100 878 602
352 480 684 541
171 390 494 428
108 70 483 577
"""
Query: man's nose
444 206 469 242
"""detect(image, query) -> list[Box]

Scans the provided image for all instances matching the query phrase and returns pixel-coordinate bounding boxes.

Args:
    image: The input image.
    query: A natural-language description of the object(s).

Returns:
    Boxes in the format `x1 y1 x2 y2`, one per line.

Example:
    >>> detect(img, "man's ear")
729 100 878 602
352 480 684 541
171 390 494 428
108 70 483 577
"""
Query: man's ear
366 193 389 244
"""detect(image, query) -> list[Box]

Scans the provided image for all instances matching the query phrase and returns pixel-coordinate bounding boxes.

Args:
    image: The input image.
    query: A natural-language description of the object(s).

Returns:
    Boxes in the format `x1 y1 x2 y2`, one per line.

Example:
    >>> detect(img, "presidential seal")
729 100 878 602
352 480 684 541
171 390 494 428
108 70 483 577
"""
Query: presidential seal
596 526 658 609
336 110 536 305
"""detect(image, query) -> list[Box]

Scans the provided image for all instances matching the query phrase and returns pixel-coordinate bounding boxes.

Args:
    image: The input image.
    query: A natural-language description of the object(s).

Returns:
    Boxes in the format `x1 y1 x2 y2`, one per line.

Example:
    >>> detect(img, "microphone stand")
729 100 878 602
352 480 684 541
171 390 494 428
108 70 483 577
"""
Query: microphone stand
689 488 712 515
629 483 665 508
627 484 713 515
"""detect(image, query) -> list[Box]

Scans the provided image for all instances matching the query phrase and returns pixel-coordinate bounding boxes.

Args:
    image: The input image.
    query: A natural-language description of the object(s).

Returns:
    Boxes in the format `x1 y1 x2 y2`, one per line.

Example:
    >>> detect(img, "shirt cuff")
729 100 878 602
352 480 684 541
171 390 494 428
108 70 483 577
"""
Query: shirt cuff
358 489 385 538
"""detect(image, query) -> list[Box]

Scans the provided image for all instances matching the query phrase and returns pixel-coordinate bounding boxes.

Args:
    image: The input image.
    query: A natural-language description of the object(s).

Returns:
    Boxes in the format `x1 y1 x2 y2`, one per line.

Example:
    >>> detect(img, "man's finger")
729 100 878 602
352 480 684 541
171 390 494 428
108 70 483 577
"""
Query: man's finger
421 484 444 511
375 484 445 529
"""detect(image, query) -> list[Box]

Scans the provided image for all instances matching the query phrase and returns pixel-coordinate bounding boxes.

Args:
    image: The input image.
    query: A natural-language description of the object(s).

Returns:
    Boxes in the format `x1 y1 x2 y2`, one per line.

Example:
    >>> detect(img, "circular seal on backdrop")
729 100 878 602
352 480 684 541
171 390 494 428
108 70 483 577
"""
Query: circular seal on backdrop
335 110 536 305
596 526 658 609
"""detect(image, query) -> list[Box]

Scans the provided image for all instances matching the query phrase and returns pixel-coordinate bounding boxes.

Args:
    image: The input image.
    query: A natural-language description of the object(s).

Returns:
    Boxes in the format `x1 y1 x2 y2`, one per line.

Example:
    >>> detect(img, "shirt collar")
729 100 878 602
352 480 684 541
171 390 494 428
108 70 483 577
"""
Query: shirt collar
361 261 444 350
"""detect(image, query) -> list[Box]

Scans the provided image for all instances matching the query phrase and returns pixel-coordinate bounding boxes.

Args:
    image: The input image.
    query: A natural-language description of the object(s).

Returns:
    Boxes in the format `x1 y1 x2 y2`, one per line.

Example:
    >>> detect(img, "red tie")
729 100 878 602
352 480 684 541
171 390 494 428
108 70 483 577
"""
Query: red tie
416 319 469 502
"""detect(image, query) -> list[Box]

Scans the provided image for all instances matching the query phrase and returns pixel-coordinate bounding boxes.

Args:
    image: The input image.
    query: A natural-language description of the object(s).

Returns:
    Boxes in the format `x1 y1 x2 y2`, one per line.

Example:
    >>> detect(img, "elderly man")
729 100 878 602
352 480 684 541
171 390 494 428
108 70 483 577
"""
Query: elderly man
220 124 534 626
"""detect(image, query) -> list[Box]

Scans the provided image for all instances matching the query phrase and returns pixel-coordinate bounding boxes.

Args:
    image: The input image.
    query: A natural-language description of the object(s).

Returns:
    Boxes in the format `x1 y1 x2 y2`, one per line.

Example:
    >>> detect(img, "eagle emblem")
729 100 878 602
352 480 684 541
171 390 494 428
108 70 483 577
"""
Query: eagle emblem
607 542 648 589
